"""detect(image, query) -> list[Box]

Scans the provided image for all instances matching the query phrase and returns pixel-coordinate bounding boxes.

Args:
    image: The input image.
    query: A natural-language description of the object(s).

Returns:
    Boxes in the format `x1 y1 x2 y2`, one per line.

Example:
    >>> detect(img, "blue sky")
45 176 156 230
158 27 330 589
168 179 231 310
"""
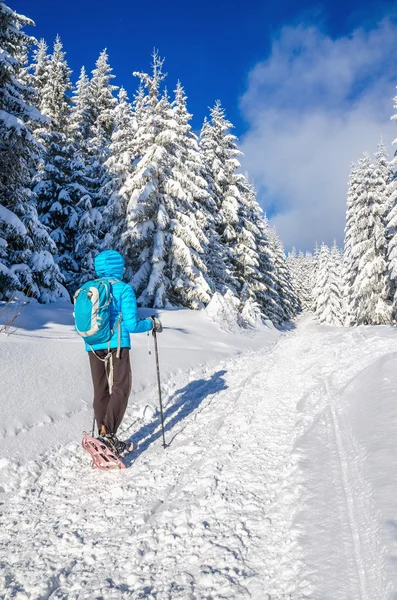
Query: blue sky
11 0 397 249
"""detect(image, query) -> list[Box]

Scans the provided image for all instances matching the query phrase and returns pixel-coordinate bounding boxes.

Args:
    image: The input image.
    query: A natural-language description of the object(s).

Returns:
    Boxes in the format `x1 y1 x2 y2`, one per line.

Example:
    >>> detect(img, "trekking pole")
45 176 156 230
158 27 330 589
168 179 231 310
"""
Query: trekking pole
91 415 95 437
152 319 167 448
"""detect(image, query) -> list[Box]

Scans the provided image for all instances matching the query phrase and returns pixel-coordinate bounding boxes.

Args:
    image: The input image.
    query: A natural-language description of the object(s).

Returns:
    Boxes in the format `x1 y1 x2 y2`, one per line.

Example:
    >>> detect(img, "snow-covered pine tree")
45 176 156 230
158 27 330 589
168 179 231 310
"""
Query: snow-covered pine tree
118 51 168 296
313 242 344 325
38 36 71 126
106 87 135 188
299 251 314 310
103 87 136 252
116 53 212 308
313 243 331 323
0 3 66 301
372 142 395 316
199 100 279 325
28 38 49 109
344 152 392 325
197 116 228 289
67 65 101 287
386 124 397 318
328 242 344 325
68 66 92 151
167 81 215 306
199 102 243 295
201 101 286 323
286 248 301 308
313 243 328 321
310 242 320 314
89 49 118 212
265 223 298 322
233 178 271 325
374 140 394 212
68 50 119 278
287 249 314 312
73 194 102 286
343 162 361 324
253 213 284 323
131 84 146 153
31 36 81 290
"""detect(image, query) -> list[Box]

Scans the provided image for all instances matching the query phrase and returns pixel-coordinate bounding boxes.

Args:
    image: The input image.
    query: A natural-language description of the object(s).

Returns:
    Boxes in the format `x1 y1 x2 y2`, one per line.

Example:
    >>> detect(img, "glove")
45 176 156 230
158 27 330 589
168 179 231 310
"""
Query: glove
151 316 163 334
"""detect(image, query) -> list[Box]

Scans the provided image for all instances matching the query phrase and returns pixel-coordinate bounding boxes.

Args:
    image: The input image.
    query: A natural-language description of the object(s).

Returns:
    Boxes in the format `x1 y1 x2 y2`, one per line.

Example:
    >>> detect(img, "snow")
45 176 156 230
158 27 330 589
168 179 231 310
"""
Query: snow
0 109 24 135
0 204 26 235
2 308 397 598
205 290 241 332
0 301 278 464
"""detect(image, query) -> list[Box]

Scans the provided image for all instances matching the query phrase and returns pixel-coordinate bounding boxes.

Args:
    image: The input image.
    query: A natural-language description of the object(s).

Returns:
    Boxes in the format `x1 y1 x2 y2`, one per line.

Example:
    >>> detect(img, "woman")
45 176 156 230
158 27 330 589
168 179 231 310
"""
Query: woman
85 249 162 455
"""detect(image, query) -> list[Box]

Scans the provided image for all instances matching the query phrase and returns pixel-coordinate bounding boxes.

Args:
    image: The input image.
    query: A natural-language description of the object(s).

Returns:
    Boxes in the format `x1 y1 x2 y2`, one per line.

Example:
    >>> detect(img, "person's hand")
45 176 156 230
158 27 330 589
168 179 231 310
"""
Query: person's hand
151 316 163 333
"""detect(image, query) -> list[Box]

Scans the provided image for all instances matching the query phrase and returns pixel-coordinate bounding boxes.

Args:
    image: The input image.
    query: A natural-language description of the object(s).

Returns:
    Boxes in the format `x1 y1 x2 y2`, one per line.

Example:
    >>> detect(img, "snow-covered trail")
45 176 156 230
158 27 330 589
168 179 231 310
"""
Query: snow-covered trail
1 316 397 599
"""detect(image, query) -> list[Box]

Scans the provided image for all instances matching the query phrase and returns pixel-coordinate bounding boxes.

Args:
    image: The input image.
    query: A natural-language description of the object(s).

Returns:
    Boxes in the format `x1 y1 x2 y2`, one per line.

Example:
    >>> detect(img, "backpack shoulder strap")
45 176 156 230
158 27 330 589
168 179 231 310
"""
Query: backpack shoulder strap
106 278 123 358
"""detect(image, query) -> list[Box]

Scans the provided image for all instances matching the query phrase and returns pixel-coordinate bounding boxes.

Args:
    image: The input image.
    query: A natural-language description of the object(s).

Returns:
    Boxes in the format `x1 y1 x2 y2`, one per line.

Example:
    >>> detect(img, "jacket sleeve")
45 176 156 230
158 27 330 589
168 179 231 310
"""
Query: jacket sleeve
121 284 153 334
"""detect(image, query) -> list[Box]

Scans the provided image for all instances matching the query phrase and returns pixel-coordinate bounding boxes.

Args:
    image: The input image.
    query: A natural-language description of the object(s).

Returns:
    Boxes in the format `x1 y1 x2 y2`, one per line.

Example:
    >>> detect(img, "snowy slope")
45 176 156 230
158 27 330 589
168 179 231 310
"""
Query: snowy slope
1 308 397 598
0 299 279 462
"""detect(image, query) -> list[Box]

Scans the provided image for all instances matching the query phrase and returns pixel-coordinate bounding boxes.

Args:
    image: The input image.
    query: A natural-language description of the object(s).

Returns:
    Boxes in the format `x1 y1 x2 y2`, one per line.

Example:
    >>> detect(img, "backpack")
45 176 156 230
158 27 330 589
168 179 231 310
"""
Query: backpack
73 278 122 352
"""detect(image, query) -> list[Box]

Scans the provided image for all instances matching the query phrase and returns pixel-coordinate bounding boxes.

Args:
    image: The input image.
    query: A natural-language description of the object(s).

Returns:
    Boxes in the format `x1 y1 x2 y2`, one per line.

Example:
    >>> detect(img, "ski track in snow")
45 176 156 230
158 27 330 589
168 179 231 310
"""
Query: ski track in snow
1 316 397 599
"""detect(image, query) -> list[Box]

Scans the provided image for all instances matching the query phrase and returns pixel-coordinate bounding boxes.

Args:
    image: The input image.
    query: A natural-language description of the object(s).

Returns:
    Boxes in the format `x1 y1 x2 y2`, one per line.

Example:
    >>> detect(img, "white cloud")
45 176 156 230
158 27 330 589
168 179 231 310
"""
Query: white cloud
240 18 397 250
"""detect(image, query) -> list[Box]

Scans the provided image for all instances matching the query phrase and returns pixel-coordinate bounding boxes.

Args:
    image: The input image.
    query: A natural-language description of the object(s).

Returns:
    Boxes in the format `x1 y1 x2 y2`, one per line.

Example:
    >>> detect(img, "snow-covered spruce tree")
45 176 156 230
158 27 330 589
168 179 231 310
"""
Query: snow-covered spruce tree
344 152 392 325
31 36 82 291
253 213 285 323
0 3 66 301
312 243 330 323
64 50 118 277
313 242 343 325
287 249 314 312
28 38 49 109
300 251 315 310
233 178 274 325
199 102 243 295
310 242 320 313
386 120 397 317
67 65 101 287
363 148 393 324
69 50 119 279
197 115 228 288
102 87 136 252
286 248 301 310
328 242 344 324
166 81 215 305
170 83 215 239
117 53 212 308
343 162 361 324
73 194 102 287
89 49 118 212
200 102 287 323
372 142 395 315
117 52 168 293
199 100 282 325
374 140 394 213
68 66 92 151
106 87 135 188
265 223 298 322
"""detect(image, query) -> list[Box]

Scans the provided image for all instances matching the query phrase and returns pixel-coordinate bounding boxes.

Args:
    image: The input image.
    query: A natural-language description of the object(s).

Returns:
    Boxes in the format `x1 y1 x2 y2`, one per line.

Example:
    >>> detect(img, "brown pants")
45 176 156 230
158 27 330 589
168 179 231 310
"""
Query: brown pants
88 348 132 435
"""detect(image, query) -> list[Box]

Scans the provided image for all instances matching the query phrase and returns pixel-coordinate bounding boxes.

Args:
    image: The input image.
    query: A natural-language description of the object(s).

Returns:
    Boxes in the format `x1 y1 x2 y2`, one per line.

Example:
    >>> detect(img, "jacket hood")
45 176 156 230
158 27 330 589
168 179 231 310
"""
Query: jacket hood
94 250 124 279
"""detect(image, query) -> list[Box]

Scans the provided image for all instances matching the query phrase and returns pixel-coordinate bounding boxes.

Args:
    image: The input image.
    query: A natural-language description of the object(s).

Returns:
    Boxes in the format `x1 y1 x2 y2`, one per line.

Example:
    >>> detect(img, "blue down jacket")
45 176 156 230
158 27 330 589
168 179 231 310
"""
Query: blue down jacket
84 250 152 352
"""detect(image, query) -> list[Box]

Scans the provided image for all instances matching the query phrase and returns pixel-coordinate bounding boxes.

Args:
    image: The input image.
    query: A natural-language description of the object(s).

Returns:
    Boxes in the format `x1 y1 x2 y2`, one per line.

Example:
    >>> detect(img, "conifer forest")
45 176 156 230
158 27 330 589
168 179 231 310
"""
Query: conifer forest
1 0 397 328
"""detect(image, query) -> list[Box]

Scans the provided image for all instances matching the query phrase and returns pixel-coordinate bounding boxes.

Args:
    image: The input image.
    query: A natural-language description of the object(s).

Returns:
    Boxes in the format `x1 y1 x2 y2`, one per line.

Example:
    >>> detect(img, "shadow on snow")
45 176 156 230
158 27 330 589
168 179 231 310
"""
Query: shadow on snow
124 369 228 466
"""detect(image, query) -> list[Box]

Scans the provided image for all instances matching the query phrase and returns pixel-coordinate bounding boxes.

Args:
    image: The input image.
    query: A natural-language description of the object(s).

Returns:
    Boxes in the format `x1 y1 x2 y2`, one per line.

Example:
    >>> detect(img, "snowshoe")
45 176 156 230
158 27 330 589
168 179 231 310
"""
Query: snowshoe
82 433 126 471
100 433 134 458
